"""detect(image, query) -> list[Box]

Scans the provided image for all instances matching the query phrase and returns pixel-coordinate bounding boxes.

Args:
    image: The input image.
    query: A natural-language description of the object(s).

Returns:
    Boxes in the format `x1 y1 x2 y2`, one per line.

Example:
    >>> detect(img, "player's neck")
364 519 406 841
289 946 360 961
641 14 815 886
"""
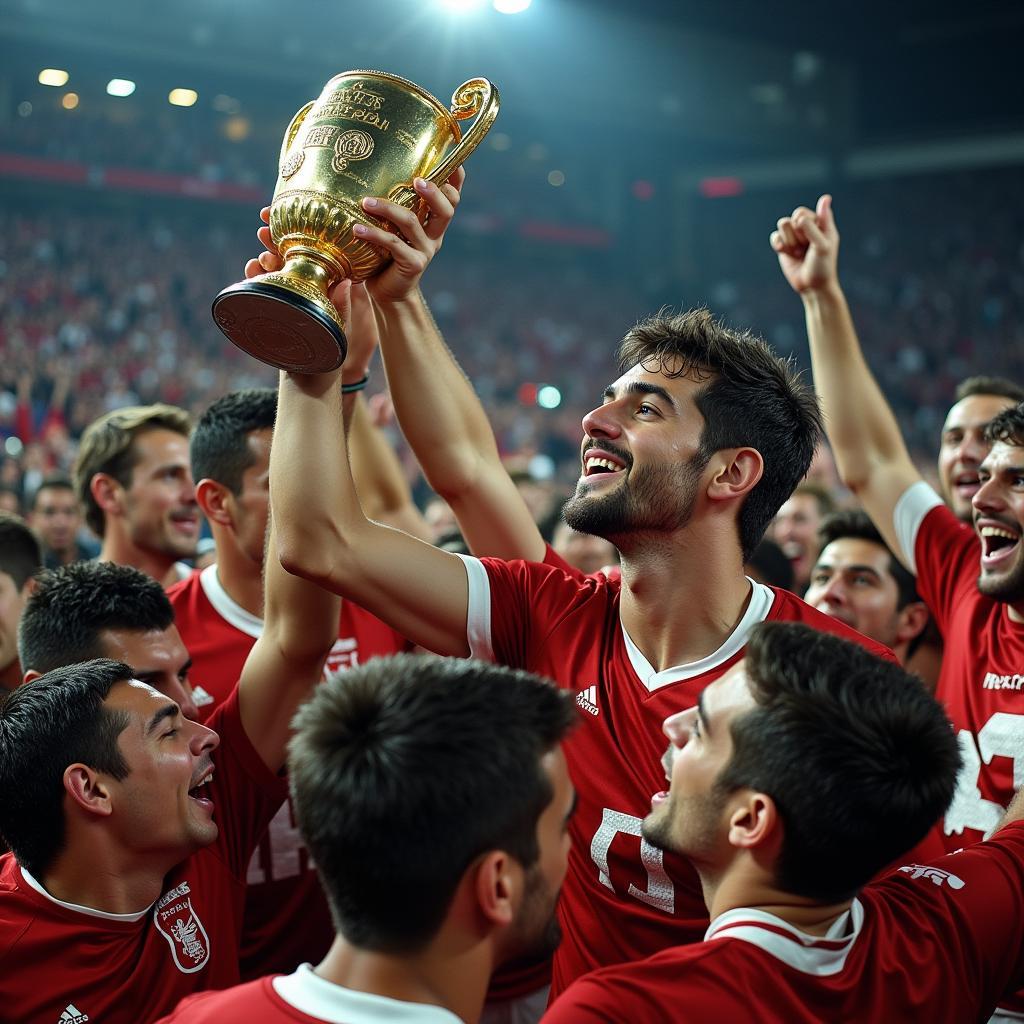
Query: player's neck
210 540 265 618
316 935 488 1023
99 534 179 590
41 840 173 916
618 528 751 669
708 874 853 938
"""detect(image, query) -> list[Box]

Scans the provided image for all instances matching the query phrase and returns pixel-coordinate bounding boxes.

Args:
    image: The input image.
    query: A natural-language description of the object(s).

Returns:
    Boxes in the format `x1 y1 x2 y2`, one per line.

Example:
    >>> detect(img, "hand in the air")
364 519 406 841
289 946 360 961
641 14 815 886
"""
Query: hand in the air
770 194 840 296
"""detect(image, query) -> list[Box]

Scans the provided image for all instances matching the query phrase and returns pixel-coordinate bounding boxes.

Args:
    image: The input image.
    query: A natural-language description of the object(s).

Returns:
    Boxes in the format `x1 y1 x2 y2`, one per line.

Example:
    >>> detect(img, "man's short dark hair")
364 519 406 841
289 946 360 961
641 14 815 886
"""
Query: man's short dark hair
954 376 1024 405
30 474 76 511
717 622 960 902
190 389 278 495
288 654 576 954
18 561 174 674
984 402 1024 448
817 509 920 611
0 659 133 877
0 513 43 589
618 309 823 559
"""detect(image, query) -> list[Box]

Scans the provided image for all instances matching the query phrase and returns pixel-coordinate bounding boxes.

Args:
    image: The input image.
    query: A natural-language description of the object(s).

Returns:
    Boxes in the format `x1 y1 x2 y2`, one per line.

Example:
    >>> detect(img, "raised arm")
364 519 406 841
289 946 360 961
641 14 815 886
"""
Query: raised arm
360 172 547 562
772 195 923 564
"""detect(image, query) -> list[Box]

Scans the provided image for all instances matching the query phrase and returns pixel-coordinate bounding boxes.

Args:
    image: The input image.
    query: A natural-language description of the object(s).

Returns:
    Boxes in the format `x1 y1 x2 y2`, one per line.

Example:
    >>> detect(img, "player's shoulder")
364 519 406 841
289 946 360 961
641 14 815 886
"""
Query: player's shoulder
768 589 896 662
155 976 281 1022
166 568 202 603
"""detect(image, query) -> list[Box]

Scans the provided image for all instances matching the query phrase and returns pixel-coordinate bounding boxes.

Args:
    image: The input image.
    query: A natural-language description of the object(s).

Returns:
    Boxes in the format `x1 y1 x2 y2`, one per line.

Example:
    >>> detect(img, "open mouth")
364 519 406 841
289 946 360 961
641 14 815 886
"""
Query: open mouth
581 448 627 482
188 770 215 810
979 523 1021 570
953 472 981 500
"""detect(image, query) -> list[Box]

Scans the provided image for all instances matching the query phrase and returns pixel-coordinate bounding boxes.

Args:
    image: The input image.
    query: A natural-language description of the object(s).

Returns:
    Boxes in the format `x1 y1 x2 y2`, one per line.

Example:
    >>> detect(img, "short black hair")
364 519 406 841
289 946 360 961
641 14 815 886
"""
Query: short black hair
717 622 960 902
0 512 43 589
288 654 576 953
30 474 76 511
618 309 823 560
190 389 278 495
0 659 133 877
18 561 174 674
984 402 1024 448
817 509 920 611
954 376 1024 405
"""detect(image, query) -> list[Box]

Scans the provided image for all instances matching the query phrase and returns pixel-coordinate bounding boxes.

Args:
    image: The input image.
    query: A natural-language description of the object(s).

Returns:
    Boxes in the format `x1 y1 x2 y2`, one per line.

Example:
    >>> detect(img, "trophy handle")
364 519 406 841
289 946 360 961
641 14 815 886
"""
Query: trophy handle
427 78 500 187
279 101 314 165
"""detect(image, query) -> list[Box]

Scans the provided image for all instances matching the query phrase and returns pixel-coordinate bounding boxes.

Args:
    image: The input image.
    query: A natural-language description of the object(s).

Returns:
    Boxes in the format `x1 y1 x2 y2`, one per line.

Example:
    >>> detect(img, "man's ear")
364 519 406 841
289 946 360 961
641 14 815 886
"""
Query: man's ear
195 478 233 527
706 448 764 503
21 668 42 685
895 601 930 647
90 473 124 520
471 850 520 928
64 764 115 819
727 791 779 853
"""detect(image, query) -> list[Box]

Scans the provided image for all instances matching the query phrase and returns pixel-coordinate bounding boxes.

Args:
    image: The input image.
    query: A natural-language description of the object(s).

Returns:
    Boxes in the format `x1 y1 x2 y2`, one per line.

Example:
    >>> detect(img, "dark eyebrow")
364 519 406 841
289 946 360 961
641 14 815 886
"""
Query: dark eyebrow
843 565 883 578
145 704 180 737
696 690 712 738
603 381 678 411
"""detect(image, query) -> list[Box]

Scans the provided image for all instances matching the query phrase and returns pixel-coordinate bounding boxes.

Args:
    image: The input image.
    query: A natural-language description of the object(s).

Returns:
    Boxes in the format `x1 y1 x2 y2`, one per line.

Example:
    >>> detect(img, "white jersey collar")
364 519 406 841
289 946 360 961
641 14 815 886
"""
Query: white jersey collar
622 578 775 691
706 901 863 977
273 965 464 1024
199 564 264 639
19 864 152 922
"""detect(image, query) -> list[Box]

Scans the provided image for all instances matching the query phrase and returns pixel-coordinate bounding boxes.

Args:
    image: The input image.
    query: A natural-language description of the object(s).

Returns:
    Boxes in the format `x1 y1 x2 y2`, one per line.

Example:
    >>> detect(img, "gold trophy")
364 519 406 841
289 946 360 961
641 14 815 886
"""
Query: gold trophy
212 71 499 373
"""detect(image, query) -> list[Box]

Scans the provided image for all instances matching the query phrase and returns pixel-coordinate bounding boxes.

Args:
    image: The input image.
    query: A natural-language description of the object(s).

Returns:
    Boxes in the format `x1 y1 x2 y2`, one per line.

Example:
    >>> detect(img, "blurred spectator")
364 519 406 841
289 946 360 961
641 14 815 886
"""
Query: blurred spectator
28 473 97 568
770 482 837 595
552 520 618 576
0 512 42 693
745 537 795 591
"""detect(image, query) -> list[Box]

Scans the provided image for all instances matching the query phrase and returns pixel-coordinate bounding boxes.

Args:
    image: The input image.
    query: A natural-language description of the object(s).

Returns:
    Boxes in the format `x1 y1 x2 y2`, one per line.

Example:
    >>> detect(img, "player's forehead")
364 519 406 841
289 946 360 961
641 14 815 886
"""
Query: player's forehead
816 536 890 572
607 360 700 403
943 394 1015 434
980 439 1024 475
99 624 189 672
703 662 755 722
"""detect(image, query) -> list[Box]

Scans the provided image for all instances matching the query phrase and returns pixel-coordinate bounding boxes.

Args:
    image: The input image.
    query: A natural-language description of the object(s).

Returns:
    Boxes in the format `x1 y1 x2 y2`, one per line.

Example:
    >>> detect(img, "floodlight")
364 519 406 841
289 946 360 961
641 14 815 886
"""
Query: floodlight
547 169 565 187
169 88 198 107
537 386 562 409
494 0 531 12
61 92 79 110
107 79 136 97
438 0 485 12
38 69 69 87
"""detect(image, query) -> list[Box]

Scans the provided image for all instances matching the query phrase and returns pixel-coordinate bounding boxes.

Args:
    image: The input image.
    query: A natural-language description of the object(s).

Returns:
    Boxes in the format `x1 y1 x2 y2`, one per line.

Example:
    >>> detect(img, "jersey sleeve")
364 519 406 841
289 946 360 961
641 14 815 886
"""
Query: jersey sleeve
455 553 604 679
893 483 979 632
203 689 290 879
543 978 627 1024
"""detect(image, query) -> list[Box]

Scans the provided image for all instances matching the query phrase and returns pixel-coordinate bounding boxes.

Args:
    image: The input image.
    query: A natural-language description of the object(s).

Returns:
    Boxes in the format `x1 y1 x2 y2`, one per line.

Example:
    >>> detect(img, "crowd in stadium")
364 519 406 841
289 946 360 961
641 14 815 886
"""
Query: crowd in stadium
3 70 1024 1024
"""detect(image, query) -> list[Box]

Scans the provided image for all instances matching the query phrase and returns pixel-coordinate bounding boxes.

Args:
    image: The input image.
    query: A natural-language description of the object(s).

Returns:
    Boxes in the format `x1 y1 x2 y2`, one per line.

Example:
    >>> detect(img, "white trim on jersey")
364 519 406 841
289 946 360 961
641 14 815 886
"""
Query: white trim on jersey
456 553 495 663
273 964 463 1023
19 865 152 923
199 563 265 638
623 578 775 691
706 900 863 977
893 481 944 576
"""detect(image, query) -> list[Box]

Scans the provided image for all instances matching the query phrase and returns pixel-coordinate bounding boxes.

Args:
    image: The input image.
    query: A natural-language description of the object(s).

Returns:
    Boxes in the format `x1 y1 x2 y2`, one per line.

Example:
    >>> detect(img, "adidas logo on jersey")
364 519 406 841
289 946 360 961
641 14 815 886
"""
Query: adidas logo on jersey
576 685 599 716
58 1006 89 1023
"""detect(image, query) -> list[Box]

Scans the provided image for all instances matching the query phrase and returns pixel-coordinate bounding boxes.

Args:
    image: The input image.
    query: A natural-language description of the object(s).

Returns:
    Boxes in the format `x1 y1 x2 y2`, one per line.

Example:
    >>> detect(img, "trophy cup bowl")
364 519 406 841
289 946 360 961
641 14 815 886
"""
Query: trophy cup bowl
212 71 499 373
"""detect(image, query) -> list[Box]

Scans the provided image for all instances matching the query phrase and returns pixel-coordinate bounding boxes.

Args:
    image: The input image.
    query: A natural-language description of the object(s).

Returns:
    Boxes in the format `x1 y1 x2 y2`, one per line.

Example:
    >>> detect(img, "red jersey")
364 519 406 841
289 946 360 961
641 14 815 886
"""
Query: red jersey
0 688 287 1024
157 963 463 1024
894 485 1024 849
543 822 1024 1024
167 565 410 980
456 554 894 998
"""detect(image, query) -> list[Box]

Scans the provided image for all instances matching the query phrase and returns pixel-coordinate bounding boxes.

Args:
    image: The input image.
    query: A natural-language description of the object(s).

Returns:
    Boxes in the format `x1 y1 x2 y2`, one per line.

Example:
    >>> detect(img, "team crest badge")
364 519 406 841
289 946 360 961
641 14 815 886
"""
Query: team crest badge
153 881 211 973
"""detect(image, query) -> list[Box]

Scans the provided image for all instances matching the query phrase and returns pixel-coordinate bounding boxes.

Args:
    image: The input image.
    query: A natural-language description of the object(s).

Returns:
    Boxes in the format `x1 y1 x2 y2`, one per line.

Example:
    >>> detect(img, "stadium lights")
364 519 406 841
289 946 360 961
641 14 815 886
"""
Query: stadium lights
494 0 532 12
168 88 198 107
537 385 562 409
438 0 486 12
106 79 136 97
61 92 79 110
547 169 565 187
38 69 69 87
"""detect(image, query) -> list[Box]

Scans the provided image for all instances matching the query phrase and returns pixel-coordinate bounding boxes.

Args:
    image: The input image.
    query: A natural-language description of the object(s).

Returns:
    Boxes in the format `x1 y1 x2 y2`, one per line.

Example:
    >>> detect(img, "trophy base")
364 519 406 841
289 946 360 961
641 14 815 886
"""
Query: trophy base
212 280 347 373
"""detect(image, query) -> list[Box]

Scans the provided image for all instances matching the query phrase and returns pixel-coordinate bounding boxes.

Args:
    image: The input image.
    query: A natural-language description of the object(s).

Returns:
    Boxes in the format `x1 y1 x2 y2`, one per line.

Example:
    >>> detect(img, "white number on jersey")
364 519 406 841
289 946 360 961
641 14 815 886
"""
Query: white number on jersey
246 802 315 884
945 713 1024 838
590 807 675 915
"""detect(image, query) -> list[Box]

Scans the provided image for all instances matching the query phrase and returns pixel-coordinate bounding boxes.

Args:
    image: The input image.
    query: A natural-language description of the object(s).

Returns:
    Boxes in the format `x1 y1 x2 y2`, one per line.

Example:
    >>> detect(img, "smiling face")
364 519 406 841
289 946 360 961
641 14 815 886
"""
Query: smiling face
772 493 825 591
642 665 755 867
101 679 220 861
121 429 200 560
562 361 710 543
939 395 1018 523
973 439 1024 608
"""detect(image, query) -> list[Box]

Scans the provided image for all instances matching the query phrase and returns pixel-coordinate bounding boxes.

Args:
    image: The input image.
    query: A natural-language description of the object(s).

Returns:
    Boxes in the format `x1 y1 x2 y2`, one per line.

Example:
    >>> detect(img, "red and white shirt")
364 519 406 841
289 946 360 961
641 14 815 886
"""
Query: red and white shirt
542 822 1024 1023
894 483 1024 849
157 962 464 1023
0 688 287 1024
456 554 893 998
167 566 410 980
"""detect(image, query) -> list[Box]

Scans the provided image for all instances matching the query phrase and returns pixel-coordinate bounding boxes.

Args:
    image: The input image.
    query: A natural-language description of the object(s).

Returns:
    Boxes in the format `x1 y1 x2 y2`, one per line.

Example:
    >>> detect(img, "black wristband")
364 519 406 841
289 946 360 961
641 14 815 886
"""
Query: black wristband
341 374 370 394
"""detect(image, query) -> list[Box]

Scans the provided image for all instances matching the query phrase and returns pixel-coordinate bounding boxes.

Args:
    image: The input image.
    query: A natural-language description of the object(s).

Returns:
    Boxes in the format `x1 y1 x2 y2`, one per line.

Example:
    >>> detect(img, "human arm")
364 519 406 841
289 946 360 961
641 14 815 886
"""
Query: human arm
772 195 923 564
358 172 546 562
